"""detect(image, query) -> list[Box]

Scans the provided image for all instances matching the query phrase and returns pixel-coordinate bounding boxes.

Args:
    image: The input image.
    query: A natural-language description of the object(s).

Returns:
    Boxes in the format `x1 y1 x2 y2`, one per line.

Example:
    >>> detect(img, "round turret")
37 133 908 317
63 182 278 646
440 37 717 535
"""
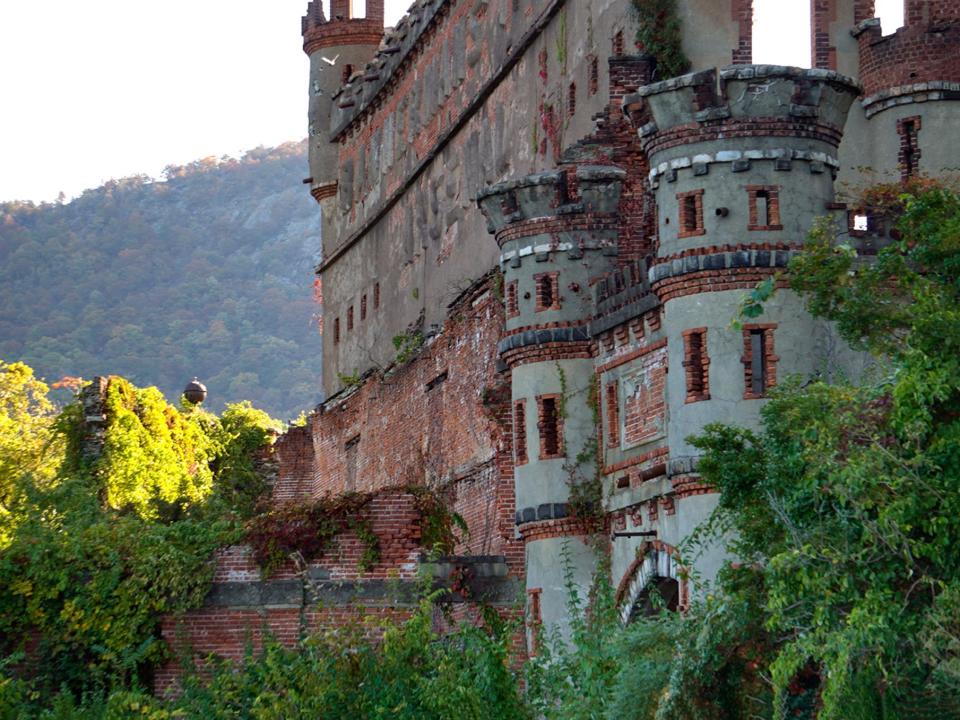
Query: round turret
302 0 384 203
623 64 861 465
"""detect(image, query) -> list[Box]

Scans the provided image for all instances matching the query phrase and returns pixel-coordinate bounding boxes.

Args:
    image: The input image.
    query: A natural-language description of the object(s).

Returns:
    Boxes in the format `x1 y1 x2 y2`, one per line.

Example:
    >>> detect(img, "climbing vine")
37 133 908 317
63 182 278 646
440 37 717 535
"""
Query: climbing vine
630 0 691 79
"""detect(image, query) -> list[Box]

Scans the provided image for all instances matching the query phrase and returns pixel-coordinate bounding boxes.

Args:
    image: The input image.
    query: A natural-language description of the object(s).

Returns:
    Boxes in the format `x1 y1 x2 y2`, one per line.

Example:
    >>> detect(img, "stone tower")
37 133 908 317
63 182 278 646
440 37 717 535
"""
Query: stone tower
302 0 384 207
620 65 861 581
478 166 627 639
852 1 960 185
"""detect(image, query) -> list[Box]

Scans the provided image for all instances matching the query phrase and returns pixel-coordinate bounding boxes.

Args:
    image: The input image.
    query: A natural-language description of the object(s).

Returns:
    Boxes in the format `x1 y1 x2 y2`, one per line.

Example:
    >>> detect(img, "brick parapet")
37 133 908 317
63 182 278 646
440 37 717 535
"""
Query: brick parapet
623 66 861 159
856 17 960 99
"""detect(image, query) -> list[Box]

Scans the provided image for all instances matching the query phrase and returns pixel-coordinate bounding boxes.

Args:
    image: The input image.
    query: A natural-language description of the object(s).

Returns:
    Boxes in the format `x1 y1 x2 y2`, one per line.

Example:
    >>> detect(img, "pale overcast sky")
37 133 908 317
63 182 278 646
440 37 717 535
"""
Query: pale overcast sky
0 0 903 203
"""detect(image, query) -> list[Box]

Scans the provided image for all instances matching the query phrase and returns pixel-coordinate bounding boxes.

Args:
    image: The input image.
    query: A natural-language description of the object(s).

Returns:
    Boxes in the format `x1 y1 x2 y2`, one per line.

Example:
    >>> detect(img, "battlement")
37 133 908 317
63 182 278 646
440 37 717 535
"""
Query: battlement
328 0 448 136
477 166 626 243
623 65 860 157
855 13 960 104
302 0 384 55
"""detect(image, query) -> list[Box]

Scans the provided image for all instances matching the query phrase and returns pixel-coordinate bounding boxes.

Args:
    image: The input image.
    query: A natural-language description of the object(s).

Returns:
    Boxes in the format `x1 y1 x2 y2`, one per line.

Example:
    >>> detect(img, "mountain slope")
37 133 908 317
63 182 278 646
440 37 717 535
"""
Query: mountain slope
0 141 323 419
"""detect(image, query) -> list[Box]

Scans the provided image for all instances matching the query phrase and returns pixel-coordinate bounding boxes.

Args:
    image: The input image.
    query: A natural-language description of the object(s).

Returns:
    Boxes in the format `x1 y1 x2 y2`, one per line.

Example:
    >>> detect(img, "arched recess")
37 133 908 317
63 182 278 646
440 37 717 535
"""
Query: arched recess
615 541 689 625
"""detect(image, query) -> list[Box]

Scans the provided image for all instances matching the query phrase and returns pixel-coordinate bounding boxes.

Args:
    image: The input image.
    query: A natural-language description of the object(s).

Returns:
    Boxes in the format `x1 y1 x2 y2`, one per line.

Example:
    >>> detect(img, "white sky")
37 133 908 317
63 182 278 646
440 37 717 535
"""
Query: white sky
0 0 903 203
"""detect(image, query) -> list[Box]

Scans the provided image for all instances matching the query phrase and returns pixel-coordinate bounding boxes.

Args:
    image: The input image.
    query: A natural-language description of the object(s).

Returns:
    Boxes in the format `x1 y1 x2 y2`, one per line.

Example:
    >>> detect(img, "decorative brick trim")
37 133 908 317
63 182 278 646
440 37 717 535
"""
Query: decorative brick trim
602 445 669 477
514 399 528 466
518 516 601 542
500 341 594 370
605 381 620 449
746 185 783 231
677 189 705 238
671 474 717 499
596 338 667 375
643 120 846 156
533 272 561 312
741 323 779 399
536 394 564 460
681 328 710 403
506 280 520 318
653 267 790 303
897 115 922 181
311 181 338 202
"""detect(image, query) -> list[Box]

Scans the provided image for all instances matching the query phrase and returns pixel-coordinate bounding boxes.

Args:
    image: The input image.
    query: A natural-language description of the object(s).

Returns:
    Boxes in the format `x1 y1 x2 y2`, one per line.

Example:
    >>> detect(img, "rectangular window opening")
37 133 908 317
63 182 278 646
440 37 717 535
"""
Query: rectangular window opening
588 55 599 96
350 0 366 19
373 282 380 309
334 317 341 344
605 381 620 449
750 330 766 396
613 30 624 56
539 396 561 458
347 305 354 331
506 280 519 318
360 294 367 321
514 400 528 465
756 191 769 227
683 329 709 402
568 82 577 116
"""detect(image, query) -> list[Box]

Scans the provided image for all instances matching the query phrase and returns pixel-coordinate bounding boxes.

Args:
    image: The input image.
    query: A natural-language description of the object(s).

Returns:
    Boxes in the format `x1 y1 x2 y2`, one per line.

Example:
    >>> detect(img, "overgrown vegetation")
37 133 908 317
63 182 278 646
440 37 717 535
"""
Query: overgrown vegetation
630 0 690 79
0 142 322 420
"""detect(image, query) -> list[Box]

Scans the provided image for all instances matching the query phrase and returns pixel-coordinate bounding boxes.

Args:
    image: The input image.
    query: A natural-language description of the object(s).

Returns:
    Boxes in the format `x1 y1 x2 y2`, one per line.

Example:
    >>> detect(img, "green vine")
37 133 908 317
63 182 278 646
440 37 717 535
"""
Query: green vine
392 330 425 366
630 0 691 79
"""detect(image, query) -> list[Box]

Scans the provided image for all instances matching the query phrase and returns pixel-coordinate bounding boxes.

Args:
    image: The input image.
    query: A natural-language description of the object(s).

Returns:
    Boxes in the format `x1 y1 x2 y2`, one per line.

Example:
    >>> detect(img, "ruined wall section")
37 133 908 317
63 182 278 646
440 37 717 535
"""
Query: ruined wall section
310 275 523 572
320 0 644 393
837 3 960 193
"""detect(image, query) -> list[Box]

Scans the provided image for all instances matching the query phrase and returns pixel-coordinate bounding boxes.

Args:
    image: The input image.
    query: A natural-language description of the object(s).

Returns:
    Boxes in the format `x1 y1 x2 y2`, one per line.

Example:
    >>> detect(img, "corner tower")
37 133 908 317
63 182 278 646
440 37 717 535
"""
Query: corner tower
302 0 383 204
623 66 860 581
852 1 960 185
478 166 626 641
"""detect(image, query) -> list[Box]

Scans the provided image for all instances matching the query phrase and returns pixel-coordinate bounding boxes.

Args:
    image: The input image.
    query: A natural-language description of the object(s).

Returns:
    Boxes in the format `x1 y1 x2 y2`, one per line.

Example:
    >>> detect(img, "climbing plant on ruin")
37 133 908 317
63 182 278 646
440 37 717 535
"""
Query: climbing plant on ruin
630 0 690 79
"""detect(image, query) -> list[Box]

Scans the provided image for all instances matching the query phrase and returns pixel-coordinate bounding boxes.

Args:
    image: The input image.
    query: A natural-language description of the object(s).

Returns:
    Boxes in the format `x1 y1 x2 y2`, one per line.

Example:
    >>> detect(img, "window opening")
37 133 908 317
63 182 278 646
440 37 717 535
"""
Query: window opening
682 328 710 402
538 395 562 458
360 294 367 321
606 381 620 449
347 305 354 331
374 282 380 309
568 82 577 116
334 317 341 344
514 400 528 465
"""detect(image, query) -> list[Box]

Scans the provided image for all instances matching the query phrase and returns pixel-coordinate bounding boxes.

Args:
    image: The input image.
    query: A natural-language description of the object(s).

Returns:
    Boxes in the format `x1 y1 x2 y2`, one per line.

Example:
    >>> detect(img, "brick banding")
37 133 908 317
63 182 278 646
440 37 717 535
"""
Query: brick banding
518 516 602 542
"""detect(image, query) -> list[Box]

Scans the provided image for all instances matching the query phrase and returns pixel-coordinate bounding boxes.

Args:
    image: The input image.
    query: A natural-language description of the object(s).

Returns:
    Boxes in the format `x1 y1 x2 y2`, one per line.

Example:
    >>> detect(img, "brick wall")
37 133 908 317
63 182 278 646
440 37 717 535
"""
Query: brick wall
857 13 960 96
312 277 523 573
271 425 315 503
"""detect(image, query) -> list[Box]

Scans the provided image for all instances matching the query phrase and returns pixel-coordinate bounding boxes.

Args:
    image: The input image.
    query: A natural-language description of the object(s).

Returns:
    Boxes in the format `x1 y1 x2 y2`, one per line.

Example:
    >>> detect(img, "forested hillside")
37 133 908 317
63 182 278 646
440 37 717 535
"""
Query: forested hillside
0 142 322 419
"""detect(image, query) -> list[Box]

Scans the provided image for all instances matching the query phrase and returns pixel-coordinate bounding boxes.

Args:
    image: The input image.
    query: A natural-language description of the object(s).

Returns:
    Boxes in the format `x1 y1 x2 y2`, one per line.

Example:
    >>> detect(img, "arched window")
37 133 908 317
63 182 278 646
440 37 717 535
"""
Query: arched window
617 545 688 624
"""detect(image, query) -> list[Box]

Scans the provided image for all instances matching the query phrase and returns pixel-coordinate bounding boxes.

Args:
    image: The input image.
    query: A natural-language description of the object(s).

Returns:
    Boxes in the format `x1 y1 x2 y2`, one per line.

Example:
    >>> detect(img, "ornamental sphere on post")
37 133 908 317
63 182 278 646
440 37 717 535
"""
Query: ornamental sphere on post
183 377 207 405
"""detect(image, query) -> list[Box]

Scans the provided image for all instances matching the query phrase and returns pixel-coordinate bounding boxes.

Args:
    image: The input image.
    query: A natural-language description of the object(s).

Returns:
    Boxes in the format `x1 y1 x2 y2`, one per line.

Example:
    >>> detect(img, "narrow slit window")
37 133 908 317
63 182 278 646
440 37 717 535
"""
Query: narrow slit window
606 381 620 449
613 30 624 55
742 324 778 398
677 190 705 238
538 395 562 459
341 64 354 84
568 82 577 116
514 400 528 465
750 330 766 396
347 305 354 331
534 272 560 312
506 280 519 318
588 55 599 96
898 117 921 180
373 282 380 309
682 328 710 402
748 186 782 231
334 317 341 344
360 294 367 321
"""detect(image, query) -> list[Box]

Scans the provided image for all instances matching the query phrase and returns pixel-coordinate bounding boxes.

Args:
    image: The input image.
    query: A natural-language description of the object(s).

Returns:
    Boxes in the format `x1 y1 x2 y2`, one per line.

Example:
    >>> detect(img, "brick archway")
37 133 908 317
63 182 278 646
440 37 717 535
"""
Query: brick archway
615 540 690 624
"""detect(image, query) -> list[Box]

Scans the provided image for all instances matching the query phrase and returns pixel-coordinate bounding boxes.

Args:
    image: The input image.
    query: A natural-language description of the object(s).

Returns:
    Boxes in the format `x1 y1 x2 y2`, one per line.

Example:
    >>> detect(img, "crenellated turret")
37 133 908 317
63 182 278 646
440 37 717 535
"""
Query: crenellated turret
302 0 384 204
851 3 960 184
479 165 626 642
623 63 861 509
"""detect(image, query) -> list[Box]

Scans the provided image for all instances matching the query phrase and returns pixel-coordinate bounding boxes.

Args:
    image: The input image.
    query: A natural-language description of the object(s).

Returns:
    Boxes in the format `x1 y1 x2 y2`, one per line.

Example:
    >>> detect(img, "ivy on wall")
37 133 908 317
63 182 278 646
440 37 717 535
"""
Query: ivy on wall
630 0 691 80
